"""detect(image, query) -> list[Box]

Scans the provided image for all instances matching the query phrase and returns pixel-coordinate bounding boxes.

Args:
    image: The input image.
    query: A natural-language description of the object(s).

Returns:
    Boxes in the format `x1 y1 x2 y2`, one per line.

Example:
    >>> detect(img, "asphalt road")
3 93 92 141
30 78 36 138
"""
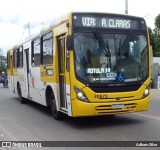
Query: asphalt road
0 85 160 150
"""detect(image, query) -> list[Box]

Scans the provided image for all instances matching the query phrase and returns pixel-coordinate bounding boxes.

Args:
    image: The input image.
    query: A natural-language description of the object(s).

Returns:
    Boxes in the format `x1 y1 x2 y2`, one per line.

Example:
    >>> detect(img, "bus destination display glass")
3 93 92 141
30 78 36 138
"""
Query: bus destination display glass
72 14 146 30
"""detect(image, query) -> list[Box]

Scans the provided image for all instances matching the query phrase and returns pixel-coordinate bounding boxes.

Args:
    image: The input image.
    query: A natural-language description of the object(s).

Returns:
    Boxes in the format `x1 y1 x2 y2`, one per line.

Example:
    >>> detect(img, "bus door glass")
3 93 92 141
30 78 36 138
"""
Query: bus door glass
24 48 30 98
58 35 67 109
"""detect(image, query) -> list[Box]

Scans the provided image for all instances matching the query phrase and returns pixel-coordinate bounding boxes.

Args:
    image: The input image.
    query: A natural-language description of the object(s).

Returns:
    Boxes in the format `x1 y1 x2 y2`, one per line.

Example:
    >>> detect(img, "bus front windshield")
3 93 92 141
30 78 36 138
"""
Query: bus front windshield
74 32 148 84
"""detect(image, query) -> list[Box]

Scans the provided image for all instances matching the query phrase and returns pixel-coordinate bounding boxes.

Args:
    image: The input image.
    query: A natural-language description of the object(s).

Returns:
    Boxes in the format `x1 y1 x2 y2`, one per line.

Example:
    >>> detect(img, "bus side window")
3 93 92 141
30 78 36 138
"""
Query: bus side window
19 46 23 68
16 48 20 68
42 32 53 65
31 38 41 66
14 47 23 68
7 52 10 69
13 49 18 68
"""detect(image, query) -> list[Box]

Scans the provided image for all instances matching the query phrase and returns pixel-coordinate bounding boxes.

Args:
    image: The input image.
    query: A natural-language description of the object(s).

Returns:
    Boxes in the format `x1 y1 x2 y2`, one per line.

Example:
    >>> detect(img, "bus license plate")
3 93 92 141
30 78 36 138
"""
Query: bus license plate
112 104 124 109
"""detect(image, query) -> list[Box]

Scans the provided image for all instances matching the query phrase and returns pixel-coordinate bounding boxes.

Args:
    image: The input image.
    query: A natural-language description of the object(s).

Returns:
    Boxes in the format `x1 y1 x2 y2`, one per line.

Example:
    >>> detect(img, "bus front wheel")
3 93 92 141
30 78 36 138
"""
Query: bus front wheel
50 94 63 120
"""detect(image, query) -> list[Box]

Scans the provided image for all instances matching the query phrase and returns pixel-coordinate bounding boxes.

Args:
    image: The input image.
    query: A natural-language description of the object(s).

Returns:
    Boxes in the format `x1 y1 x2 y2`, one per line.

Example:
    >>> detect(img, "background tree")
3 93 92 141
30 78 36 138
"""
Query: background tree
0 48 7 74
148 27 155 46
153 30 160 56
155 14 160 30
151 14 160 57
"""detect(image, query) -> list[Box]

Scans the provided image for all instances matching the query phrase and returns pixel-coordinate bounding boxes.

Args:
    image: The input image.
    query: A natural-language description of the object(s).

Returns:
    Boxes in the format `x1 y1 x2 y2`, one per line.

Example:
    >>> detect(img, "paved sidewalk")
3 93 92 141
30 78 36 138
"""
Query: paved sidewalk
151 88 160 91
150 88 160 96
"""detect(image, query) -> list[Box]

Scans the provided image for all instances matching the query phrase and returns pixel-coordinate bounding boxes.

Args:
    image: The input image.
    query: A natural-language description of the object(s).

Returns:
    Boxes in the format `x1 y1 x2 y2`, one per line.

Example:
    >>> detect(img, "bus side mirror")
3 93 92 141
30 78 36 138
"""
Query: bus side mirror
66 35 74 51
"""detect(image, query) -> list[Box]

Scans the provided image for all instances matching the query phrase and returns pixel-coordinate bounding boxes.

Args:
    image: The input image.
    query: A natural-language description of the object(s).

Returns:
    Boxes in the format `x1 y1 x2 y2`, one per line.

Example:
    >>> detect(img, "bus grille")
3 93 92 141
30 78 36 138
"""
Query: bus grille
95 103 138 115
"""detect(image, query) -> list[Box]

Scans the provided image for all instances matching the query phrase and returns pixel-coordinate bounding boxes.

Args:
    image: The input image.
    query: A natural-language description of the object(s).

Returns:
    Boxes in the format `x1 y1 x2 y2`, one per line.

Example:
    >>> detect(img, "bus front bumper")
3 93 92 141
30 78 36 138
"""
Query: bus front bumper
71 96 150 117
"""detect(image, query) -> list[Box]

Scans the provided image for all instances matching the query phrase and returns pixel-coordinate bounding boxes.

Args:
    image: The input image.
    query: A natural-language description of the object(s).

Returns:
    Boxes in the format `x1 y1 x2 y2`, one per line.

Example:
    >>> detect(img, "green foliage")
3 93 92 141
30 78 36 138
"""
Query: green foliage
0 49 7 74
148 27 154 46
153 30 160 57
149 14 160 57
155 14 160 29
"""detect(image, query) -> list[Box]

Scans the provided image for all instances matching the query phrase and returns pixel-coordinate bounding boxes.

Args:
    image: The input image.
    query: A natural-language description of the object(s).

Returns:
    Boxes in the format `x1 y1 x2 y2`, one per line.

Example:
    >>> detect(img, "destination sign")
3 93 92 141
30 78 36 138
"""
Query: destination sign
72 14 146 30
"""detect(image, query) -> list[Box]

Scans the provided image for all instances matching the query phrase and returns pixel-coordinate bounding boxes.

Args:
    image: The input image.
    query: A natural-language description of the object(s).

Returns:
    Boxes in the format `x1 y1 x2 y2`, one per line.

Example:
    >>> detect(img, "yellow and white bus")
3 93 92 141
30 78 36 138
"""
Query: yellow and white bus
7 12 151 120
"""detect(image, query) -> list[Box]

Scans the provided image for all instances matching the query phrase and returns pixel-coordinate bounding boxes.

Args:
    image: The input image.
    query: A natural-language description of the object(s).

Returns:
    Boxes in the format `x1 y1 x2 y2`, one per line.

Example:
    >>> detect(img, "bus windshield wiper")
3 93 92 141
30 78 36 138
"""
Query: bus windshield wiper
118 39 122 57
118 31 133 56
93 30 110 57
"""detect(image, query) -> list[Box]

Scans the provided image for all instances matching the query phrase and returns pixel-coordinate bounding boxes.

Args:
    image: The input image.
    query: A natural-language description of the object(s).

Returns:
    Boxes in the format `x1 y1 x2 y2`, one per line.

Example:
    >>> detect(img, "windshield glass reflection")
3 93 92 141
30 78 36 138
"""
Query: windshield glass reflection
74 32 148 83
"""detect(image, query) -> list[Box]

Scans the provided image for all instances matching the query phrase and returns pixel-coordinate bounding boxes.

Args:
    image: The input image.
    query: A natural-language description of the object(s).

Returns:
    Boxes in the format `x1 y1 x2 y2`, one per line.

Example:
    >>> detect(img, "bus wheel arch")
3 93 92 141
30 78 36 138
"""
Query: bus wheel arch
45 86 64 120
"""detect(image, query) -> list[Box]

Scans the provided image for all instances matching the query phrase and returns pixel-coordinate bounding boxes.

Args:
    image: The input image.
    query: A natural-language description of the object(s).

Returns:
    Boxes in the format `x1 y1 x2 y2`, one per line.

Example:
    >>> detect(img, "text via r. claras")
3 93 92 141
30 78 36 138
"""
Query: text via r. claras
82 17 131 29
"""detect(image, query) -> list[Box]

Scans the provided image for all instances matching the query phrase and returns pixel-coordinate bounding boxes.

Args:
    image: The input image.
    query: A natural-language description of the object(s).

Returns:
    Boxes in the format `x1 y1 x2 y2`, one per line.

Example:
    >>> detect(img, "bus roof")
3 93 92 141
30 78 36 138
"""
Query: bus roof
7 12 146 52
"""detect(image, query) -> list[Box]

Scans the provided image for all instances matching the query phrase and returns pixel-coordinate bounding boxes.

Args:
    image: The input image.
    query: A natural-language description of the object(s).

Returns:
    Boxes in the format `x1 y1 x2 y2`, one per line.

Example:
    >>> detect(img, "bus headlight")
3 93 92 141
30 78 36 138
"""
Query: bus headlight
143 87 149 98
74 86 89 102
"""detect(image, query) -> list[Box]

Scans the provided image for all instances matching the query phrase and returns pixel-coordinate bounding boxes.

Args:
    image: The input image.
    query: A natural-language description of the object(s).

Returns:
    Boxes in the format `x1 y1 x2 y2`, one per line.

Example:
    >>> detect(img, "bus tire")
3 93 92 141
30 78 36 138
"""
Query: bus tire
50 93 63 120
17 85 25 104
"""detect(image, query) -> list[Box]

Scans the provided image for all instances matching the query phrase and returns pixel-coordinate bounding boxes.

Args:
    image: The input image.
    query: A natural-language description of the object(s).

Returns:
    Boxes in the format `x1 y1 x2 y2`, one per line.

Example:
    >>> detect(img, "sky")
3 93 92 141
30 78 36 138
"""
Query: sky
0 0 159 55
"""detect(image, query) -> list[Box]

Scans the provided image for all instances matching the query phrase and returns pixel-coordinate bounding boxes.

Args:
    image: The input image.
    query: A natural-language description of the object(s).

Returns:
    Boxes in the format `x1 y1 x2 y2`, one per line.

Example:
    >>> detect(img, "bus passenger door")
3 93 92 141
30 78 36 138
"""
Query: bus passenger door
24 48 30 98
58 35 67 110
